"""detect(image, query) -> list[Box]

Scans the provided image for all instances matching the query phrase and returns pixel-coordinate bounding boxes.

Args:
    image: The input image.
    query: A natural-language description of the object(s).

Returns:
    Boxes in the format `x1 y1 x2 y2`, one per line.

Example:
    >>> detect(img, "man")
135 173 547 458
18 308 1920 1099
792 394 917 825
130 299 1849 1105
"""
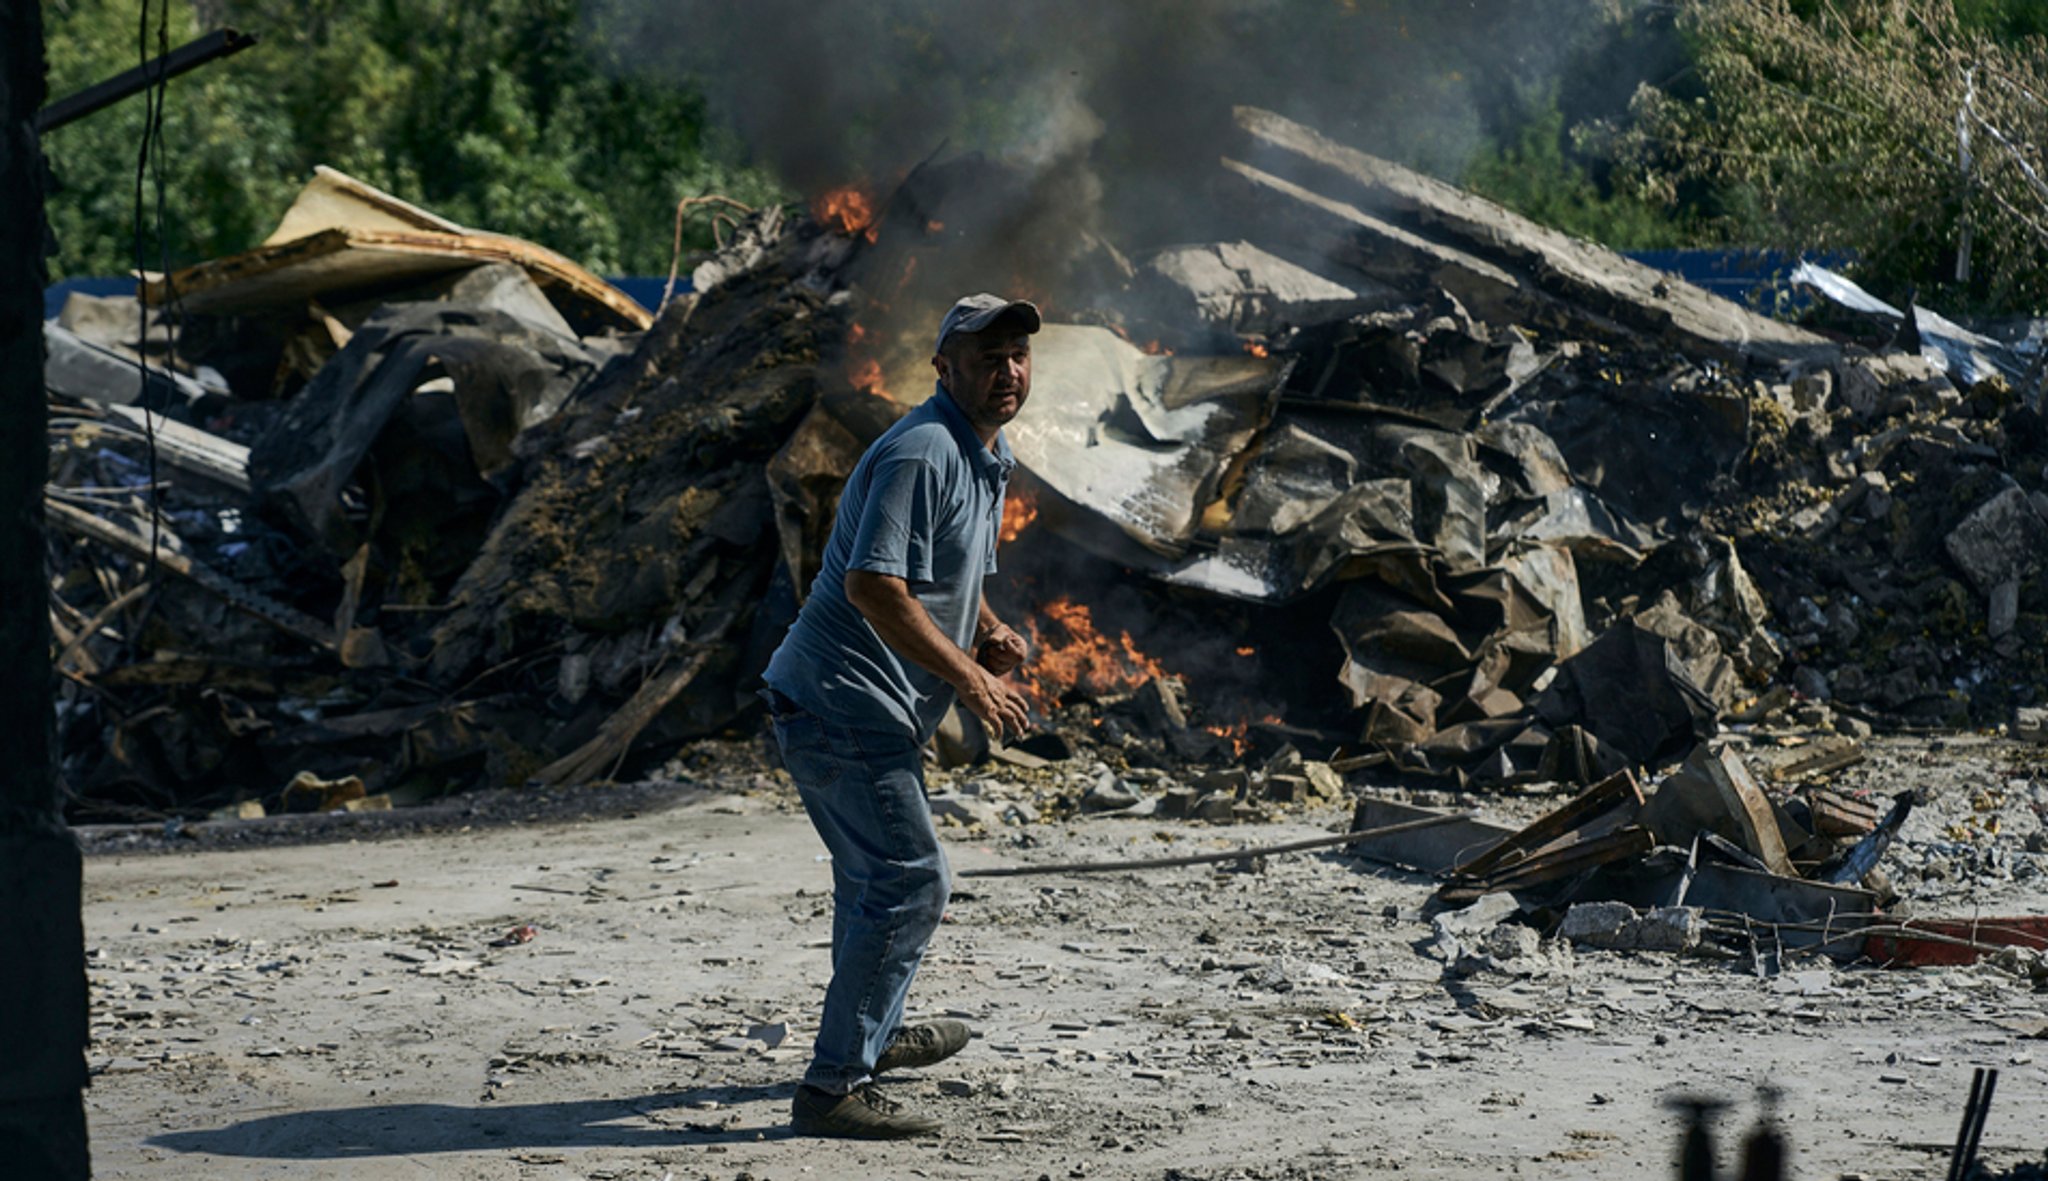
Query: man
761 293 1039 1139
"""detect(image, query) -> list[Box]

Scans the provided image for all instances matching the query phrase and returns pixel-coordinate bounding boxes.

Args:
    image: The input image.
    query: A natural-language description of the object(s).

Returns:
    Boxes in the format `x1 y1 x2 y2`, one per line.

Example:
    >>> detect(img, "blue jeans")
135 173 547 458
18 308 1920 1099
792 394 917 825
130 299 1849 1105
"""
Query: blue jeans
764 691 949 1094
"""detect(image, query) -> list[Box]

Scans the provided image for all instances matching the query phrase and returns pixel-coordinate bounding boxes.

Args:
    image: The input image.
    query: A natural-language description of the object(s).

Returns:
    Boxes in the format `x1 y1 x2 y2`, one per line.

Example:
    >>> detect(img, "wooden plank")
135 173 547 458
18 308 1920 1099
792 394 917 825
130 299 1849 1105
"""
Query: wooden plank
529 585 750 789
1474 825 1657 894
1766 737 1866 783
1808 788 1883 838
101 405 252 493
529 646 716 788
1452 769 1643 881
44 499 334 651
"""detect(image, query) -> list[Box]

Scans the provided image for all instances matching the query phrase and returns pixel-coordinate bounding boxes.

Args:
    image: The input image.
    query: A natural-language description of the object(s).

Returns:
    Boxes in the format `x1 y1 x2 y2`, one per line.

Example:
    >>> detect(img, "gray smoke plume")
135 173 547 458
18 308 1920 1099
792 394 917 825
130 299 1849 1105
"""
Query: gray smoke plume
593 1 1629 246
590 0 1641 396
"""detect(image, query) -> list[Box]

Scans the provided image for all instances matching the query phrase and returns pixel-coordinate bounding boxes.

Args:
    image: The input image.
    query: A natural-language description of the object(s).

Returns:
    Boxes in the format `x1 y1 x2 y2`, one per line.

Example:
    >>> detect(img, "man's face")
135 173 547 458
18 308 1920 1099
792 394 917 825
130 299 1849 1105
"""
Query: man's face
934 329 1032 431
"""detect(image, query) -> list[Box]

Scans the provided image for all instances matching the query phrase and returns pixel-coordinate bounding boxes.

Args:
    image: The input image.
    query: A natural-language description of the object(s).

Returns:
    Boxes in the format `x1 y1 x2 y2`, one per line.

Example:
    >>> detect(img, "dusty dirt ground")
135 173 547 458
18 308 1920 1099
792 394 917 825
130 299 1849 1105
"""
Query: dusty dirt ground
79 734 2048 1181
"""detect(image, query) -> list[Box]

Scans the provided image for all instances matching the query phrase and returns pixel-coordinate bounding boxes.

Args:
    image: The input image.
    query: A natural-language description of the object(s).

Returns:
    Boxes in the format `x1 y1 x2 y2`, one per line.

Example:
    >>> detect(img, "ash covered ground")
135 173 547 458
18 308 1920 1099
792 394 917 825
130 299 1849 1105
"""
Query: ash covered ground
82 730 2048 1181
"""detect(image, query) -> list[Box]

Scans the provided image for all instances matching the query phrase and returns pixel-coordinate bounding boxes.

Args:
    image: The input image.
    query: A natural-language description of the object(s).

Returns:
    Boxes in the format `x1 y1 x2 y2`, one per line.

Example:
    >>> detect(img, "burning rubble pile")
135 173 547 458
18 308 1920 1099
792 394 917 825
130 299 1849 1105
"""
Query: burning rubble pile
39 106 2048 867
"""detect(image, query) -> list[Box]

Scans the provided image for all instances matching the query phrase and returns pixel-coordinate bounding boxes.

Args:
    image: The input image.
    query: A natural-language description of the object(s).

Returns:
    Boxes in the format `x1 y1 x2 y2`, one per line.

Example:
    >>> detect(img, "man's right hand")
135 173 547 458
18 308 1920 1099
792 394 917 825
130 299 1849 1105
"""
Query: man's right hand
956 664 1031 744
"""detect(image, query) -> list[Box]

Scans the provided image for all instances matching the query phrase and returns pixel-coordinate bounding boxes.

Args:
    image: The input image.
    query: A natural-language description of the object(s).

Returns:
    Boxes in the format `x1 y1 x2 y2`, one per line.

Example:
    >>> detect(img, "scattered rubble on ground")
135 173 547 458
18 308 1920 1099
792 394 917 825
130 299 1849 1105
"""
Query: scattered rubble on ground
75 749 2048 1179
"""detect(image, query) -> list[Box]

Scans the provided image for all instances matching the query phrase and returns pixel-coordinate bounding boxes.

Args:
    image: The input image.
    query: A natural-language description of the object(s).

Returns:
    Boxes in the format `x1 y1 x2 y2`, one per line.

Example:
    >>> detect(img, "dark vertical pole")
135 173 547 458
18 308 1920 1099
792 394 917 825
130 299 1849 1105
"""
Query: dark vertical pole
0 2 92 1178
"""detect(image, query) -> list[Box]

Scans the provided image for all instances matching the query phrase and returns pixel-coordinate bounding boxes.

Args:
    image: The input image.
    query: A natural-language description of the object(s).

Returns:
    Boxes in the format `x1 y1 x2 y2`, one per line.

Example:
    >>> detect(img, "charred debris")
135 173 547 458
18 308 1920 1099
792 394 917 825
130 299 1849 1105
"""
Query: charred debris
43 108 2048 938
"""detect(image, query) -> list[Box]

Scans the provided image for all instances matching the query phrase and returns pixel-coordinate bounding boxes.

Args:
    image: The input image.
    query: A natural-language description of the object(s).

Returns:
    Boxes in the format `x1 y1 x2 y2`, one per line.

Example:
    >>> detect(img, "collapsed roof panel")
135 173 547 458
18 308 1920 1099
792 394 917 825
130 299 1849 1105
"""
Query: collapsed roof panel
1004 324 1282 563
141 167 653 335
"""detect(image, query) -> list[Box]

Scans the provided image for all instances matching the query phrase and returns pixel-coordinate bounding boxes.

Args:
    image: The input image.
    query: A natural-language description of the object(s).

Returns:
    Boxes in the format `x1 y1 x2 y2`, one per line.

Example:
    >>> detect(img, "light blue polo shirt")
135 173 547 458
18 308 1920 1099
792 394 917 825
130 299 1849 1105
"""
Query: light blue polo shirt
763 385 1014 742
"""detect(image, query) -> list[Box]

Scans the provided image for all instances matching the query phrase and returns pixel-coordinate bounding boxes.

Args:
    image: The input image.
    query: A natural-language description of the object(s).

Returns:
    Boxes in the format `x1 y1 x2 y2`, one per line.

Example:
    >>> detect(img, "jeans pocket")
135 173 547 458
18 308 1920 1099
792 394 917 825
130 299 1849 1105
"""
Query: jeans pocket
773 715 843 789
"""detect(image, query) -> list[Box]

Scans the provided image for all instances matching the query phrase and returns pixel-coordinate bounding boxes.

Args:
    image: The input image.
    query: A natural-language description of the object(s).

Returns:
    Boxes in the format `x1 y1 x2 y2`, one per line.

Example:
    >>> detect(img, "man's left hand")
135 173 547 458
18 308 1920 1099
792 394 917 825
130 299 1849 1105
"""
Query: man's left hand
976 622 1028 676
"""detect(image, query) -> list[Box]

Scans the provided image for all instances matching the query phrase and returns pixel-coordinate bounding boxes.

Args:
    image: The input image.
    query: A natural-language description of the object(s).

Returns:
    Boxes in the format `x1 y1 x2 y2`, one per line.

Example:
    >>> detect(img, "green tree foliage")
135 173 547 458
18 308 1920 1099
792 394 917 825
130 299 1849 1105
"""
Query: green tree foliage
56 0 2048 307
1614 0 2048 310
40 0 782 280
1462 90 1690 250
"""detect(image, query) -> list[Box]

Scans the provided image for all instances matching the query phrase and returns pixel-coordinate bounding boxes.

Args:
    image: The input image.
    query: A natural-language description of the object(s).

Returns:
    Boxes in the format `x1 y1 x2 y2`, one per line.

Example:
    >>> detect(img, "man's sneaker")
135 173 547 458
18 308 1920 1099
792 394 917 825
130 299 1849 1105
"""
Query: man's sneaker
790 1084 941 1139
874 1019 971 1074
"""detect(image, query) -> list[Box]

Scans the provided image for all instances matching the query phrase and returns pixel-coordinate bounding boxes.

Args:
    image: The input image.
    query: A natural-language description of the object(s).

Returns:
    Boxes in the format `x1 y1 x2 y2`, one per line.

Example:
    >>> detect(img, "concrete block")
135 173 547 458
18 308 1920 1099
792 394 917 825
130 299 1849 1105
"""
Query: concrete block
1946 484 2048 592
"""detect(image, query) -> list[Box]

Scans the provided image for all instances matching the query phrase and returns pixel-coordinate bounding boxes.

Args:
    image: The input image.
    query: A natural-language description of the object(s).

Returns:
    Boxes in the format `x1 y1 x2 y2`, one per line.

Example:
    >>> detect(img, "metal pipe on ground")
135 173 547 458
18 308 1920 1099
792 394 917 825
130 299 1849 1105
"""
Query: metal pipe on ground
958 812 1476 878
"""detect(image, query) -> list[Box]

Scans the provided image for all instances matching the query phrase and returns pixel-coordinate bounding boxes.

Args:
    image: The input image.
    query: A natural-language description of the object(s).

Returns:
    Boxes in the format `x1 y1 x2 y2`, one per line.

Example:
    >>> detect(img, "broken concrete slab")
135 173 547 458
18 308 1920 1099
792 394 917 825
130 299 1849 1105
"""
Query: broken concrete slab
1558 901 1703 953
1218 155 1567 336
1140 239 1399 338
1990 580 2020 640
1231 105 1837 365
1944 482 2048 593
1079 772 1140 813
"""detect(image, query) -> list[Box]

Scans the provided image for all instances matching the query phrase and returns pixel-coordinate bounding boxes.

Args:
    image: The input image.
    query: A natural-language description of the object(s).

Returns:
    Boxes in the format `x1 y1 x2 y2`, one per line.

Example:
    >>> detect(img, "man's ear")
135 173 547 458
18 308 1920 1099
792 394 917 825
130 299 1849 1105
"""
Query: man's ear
931 352 950 387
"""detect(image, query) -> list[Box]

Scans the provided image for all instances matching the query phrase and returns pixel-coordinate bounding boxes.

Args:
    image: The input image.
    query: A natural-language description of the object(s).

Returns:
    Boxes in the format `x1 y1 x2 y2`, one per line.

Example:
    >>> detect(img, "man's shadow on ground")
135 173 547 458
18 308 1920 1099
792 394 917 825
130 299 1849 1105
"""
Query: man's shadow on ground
147 1082 797 1158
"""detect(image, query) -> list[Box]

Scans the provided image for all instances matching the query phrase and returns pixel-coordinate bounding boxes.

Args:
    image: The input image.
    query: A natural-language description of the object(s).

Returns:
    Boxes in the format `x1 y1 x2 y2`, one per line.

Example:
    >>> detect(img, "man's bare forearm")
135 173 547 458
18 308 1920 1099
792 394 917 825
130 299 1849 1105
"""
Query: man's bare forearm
975 596 1005 644
846 570 982 688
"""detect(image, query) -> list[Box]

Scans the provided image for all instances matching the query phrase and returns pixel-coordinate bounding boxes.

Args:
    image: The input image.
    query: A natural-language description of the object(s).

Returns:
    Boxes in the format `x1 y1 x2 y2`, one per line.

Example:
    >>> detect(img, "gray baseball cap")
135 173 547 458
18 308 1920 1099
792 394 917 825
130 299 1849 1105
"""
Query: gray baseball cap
934 293 1041 354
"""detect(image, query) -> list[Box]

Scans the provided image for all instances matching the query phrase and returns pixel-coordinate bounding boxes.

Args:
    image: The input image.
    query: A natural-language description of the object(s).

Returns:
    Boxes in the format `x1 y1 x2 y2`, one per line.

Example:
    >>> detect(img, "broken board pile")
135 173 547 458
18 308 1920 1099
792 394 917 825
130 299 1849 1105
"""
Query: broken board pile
38 107 2048 834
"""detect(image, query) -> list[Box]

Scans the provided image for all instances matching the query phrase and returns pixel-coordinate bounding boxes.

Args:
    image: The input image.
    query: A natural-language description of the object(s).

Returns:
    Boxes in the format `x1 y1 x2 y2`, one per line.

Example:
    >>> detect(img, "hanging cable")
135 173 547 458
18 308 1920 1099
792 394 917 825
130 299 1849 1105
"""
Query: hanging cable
127 0 173 592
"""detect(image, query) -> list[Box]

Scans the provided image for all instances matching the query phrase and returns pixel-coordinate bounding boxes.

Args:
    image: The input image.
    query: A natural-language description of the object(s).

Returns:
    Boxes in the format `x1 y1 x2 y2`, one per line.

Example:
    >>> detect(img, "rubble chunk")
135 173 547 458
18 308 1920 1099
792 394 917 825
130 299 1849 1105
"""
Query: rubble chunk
928 793 1004 829
1079 773 1140 814
1944 483 2048 593
1558 902 1702 953
1140 239 1397 337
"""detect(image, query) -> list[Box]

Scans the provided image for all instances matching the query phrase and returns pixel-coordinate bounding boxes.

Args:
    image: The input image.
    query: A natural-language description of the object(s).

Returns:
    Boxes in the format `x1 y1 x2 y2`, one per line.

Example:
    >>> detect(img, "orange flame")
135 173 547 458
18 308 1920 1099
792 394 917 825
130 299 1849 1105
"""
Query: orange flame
844 320 892 399
814 185 879 242
849 356 889 399
1204 719 1251 755
1234 646 1255 657
1000 484 1039 545
1243 340 1270 358
1016 598 1168 714
1203 712 1283 756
